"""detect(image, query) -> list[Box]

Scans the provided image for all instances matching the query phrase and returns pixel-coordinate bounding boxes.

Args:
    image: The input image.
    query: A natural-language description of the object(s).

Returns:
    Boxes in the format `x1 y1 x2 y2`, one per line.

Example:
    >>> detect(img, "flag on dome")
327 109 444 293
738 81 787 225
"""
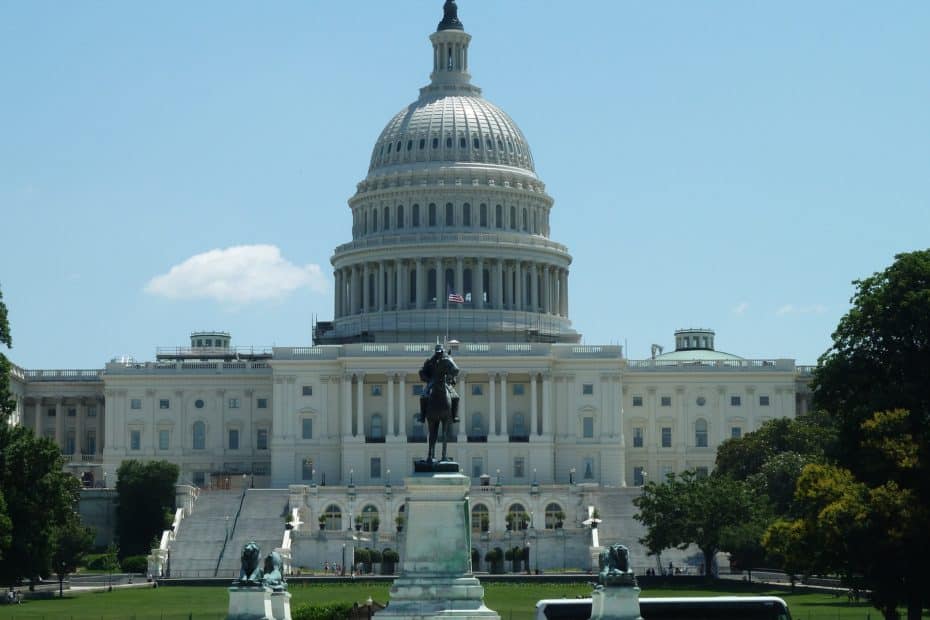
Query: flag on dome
448 291 465 304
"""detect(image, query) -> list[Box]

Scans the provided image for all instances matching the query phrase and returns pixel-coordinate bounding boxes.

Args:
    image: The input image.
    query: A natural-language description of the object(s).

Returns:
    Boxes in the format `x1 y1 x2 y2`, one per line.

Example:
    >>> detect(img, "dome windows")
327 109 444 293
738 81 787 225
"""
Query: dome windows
397 205 405 228
419 138 426 150
459 137 467 149
387 142 393 154
432 137 439 149
446 137 453 148
445 203 454 226
473 137 480 149
428 203 437 227
407 140 413 151
412 204 420 227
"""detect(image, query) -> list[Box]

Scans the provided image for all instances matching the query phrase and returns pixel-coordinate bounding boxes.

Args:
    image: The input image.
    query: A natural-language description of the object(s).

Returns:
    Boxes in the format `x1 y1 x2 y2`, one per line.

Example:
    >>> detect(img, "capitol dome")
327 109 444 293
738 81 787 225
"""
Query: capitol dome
316 0 580 345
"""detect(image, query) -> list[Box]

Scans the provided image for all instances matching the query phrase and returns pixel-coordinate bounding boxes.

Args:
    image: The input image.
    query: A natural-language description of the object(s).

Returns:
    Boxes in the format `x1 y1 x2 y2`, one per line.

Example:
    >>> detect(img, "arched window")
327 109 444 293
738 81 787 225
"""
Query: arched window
383 206 390 230
506 503 528 531
695 419 708 447
432 137 439 149
192 421 205 450
460 136 467 149
446 136 453 148
360 504 379 532
463 203 471 226
473 137 480 149
397 205 405 228
428 203 437 227
363 211 368 235
470 412 483 436
522 208 528 231
324 504 342 531
372 209 378 231
472 503 490 533
545 503 565 529
533 210 538 233
495 205 503 228
510 206 516 229
370 414 383 439
445 203 454 226
480 204 487 227
412 204 420 227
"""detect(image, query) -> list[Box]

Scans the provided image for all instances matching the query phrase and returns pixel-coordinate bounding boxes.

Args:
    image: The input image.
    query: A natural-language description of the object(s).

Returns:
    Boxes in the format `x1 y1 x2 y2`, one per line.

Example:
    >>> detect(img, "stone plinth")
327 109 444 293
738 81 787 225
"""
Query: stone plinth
376 471 499 620
270 590 293 620
228 586 274 620
589 586 643 620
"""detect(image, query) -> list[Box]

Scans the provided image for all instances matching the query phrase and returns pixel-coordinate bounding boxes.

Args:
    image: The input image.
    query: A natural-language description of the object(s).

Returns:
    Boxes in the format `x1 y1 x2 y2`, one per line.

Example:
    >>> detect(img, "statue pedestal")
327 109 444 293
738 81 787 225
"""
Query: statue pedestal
376 471 499 620
270 590 293 620
227 586 274 620
589 586 643 620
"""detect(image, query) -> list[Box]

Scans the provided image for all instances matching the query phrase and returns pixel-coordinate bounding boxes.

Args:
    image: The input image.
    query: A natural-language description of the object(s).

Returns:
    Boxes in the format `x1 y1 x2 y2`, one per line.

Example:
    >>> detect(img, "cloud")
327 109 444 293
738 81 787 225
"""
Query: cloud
145 245 327 304
732 302 749 316
776 304 827 316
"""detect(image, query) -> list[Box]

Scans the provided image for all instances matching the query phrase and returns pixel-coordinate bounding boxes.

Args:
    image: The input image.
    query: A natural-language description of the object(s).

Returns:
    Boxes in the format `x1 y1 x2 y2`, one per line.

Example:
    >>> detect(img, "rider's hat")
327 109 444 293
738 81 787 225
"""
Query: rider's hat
434 343 444 353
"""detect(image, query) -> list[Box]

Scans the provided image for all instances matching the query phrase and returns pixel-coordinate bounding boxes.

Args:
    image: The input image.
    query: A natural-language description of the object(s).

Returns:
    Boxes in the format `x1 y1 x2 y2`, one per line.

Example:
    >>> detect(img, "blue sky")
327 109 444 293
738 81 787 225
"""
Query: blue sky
2 1 928 369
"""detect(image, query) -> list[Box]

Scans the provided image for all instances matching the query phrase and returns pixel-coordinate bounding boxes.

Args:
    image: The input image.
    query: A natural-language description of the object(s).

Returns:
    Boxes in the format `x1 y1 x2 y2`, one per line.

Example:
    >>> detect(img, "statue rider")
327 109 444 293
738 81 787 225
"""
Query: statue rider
418 343 460 423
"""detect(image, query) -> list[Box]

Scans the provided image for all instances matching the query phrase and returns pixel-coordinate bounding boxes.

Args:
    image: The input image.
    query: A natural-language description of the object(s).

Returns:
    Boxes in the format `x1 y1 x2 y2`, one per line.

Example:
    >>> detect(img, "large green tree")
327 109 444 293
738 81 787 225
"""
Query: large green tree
52 514 94 597
633 470 767 576
0 286 14 422
115 460 179 558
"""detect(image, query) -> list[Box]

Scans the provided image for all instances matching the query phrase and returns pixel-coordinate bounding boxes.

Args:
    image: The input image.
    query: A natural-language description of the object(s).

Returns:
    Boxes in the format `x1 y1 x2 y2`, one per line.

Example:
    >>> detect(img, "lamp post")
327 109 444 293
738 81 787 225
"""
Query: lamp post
342 543 346 576
496 468 501 485
349 468 354 485
366 595 373 620
386 469 391 486
569 467 575 485
225 515 230 540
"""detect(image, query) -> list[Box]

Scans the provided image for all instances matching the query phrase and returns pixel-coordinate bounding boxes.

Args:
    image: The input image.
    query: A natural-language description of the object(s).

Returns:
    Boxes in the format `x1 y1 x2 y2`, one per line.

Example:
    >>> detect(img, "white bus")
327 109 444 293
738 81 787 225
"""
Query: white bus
535 596 792 620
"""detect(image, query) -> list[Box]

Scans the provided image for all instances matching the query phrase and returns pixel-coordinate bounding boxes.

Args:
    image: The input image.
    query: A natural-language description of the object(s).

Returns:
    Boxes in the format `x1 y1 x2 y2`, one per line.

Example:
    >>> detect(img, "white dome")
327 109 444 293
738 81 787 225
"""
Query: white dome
368 94 536 174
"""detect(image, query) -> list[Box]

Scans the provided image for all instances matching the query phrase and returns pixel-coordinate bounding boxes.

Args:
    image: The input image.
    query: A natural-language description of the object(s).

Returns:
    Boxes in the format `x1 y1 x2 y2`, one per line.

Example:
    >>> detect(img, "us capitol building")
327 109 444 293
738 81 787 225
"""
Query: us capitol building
6 2 813 573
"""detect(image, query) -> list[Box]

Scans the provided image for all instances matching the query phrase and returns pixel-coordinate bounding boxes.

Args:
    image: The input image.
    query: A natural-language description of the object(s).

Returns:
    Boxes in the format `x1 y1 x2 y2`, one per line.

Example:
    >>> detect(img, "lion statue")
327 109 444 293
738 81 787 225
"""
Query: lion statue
238 541 263 584
598 544 636 587
260 551 286 591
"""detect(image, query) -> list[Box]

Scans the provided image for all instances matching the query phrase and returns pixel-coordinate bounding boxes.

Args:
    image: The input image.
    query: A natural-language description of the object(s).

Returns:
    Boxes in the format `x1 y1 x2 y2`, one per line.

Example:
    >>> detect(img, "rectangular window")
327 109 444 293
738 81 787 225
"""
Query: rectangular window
47 407 56 417
228 429 239 450
65 432 75 455
302 458 314 481
662 464 673 479
582 417 594 438
87 406 97 417
513 457 525 478
86 431 96 455
471 384 483 396
731 426 742 439
633 466 645 486
130 430 141 450
302 385 313 396
370 457 382 479
512 384 525 396
159 399 170 409
583 457 595 479
731 395 742 406
695 466 709 479
302 418 313 440
371 385 382 396
257 398 268 409
632 396 643 407
67 407 77 417
660 396 672 407
582 383 594 395
130 399 142 410
159 429 169 450
661 427 672 448
633 427 644 448
471 457 483 479
759 395 770 406
256 429 268 450
253 463 269 476
228 398 240 409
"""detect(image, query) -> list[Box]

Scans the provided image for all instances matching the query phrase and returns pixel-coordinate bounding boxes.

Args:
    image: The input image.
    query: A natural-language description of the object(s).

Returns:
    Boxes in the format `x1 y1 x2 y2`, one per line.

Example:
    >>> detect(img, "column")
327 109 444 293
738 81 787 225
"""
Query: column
500 372 509 439
377 261 385 312
416 259 425 309
475 258 485 309
558 269 568 316
342 374 353 438
356 373 365 438
542 373 552 437
434 257 443 302
397 260 406 310
494 260 504 309
488 373 496 436
455 257 464 299
515 262 524 311
362 263 370 312
76 401 85 455
398 374 406 438
504 262 513 309
335 270 343 317
541 265 550 314
529 372 538 437
55 398 64 447
530 263 539 312
34 398 42 436
97 398 104 455
386 374 395 440
457 372 467 441
348 268 358 315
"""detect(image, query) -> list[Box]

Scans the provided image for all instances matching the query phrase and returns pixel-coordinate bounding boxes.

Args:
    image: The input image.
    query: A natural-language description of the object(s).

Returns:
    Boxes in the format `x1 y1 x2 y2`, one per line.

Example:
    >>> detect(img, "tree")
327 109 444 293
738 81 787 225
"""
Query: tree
799 250 930 620
634 470 765 577
52 514 94 597
115 460 179 558
0 285 14 423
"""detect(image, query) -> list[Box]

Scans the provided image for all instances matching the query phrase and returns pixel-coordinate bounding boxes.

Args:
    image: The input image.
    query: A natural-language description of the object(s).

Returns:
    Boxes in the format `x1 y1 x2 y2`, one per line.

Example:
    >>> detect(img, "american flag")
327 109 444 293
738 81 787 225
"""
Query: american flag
447 291 465 304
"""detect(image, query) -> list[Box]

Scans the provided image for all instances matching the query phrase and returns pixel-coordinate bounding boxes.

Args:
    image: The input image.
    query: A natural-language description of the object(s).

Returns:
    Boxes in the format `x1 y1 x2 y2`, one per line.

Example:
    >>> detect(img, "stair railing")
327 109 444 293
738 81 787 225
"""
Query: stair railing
214 487 248 577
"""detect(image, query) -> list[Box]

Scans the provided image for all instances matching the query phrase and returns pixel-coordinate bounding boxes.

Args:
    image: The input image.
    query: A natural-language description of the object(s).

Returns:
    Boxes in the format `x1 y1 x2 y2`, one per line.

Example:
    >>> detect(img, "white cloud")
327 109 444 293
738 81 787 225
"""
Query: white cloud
776 304 827 316
145 245 327 304
732 302 749 316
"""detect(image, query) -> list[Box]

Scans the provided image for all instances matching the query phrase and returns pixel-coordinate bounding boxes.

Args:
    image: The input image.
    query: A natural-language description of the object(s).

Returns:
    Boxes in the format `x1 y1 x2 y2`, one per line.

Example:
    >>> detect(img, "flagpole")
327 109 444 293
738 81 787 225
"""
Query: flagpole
445 286 450 345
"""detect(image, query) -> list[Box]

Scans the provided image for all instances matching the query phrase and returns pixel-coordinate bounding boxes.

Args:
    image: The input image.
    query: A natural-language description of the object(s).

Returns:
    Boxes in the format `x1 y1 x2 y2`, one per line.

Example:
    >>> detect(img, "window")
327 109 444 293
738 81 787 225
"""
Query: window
696 396 706 406
228 429 239 450
495 204 503 228
65 432 75 454
428 203 436 226
662 464 673 479
446 136 452 148
545 503 564 529
397 205 404 228
695 419 708 447
507 503 528 530
473 137 480 149
583 458 595 480
480 204 487 227
47 407 56 417
512 384 525 396
324 504 342 530
470 412 483 435
632 395 643 407
432 137 439 149
302 386 313 396
463 203 471 226
633 466 645 486
87 406 97 417
370 457 382 479
130 399 142 410
695 466 709 479
302 458 314 481
257 398 268 409
661 426 672 448
582 416 594 438
509 206 516 229
371 385 382 396
514 457 525 478
195 399 205 409
759 395 770 406
256 428 268 450
472 503 489 532
418 139 425 150
192 422 206 450
633 427 644 448
159 429 169 450
86 431 96 455
130 430 141 451
471 384 483 396
302 418 313 440
731 395 742 406
731 426 742 439
228 398 240 409
159 399 170 409
582 383 594 395
660 396 672 407
360 504 379 531
67 407 76 417
471 457 483 479
460 137 467 149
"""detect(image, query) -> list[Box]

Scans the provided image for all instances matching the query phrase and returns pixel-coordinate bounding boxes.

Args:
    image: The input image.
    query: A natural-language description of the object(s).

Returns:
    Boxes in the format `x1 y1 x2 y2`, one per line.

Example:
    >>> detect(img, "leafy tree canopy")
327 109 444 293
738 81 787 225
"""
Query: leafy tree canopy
0 286 15 422
115 460 179 558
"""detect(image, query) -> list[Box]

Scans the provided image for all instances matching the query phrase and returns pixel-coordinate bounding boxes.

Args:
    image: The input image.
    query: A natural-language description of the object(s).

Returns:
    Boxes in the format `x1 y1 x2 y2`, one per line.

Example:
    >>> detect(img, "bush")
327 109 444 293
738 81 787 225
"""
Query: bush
83 553 110 571
382 549 399 563
292 602 354 620
121 555 149 574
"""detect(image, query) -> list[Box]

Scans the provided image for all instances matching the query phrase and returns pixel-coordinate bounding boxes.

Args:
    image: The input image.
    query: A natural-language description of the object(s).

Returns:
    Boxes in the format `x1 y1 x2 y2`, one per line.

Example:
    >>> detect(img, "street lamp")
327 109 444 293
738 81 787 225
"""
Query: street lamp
496 469 501 485
342 543 346 576
225 515 230 540
569 467 575 485
349 468 354 485
366 595 373 620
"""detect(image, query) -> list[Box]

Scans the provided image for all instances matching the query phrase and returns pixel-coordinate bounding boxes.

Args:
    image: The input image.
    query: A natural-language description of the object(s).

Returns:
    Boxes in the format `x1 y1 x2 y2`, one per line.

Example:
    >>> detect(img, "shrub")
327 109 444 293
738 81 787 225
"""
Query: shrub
120 554 149 574
83 553 110 571
292 602 354 620
382 549 399 563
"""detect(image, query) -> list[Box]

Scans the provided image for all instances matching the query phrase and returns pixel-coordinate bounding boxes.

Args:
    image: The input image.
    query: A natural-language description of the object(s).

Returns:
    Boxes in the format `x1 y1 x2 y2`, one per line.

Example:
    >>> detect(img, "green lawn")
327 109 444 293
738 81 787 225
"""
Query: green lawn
0 581 893 620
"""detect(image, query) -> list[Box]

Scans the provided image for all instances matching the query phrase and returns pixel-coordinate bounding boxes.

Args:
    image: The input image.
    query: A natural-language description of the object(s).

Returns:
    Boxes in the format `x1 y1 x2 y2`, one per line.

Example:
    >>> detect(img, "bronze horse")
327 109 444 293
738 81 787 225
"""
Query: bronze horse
424 354 457 463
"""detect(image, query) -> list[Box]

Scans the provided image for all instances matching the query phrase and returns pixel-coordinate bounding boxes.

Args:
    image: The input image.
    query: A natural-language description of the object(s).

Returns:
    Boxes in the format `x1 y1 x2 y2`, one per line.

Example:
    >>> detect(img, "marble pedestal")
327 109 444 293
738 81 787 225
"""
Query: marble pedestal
589 586 643 620
271 591 293 620
376 471 500 620
228 586 274 620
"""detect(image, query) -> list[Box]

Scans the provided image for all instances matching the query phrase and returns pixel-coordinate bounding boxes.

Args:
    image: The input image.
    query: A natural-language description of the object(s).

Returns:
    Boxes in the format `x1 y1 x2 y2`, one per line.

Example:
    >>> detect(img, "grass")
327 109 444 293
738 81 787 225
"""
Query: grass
0 580 899 620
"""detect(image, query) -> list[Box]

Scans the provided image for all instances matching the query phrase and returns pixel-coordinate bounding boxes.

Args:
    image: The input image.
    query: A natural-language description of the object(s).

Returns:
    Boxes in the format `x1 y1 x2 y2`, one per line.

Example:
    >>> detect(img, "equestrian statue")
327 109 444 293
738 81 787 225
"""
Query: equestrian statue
418 343 460 464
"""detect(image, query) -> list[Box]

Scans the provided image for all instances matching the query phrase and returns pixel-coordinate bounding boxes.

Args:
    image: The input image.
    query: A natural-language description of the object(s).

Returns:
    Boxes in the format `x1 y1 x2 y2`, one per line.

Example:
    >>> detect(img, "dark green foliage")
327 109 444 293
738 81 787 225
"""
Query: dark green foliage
120 554 149 573
292 601 354 620
52 513 95 584
115 460 179 558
